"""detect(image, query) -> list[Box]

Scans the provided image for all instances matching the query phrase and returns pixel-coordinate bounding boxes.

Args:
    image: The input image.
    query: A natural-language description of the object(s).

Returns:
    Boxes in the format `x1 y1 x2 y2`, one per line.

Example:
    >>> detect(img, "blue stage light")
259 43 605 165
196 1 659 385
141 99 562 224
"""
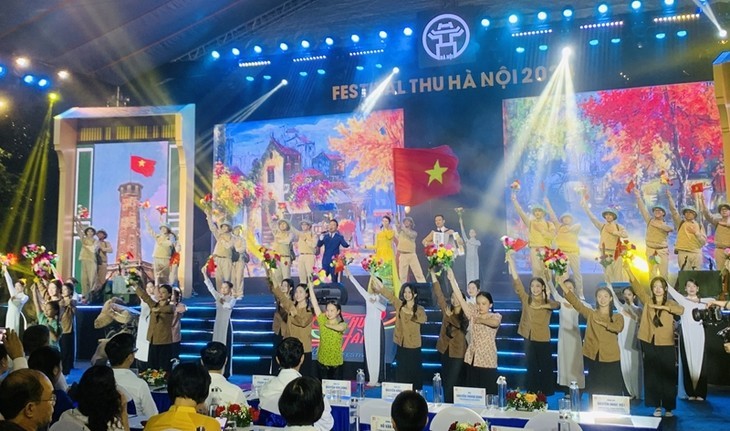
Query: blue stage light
211 50 220 59
301 40 310 49
375 63 383 69
537 11 548 21
253 45 262 54
676 30 687 37
379 31 388 39
356 65 365 71
393 67 400 74
508 14 519 24
598 3 609 14
403 27 413 36
351 34 360 43
664 0 674 5
631 1 641 11
563 7 574 18
0 65 5 77
37 78 49 87
515 46 525 53
611 37 622 43
231 48 240 56
280 42 289 51
245 76 254 82
263 75 272 80
481 18 491 27
299 71 308 77
589 39 599 46
655 32 666 39
539 44 548 51
324 37 334 46
317 69 326 75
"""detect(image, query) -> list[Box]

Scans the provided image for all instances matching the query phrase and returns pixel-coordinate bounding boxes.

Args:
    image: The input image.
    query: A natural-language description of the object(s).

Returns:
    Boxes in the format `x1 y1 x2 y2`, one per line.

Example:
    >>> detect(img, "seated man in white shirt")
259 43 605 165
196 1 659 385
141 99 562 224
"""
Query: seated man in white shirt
105 332 158 418
259 337 334 431
201 341 248 409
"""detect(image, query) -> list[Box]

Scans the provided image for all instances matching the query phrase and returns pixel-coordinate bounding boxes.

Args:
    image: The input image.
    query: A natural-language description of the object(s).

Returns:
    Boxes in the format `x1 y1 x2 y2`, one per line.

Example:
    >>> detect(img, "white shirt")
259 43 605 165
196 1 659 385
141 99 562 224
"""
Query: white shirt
259 368 334 431
50 408 125 431
112 368 159 417
206 372 249 408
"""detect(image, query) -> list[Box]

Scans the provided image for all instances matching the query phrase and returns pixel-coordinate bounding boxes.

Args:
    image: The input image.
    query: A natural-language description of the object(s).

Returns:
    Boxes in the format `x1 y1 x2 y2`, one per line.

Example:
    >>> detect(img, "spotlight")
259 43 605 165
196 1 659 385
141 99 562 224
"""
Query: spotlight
392 67 400 74
655 32 666 39
22 74 35 84
317 69 326 75
325 37 334 46
676 30 687 37
403 27 413 36
631 1 641 11
379 30 388 39
481 18 491 27
57 70 70 80
37 78 49 87
721 29 728 39
562 7 574 18
281 79 288 85
15 57 29 68
375 63 383 69
301 40 310 49
611 37 622 43
0 99 6 109
0 65 6 77
508 14 519 24
231 48 240 56
664 0 674 5
561 46 573 58
211 50 220 59
589 39 599 46
537 11 548 21
299 71 308 77
515 46 525 53
48 92 59 101
280 42 289 51
598 3 609 14
254 45 263 54
245 76 254 82
539 44 548 51
263 75 272 80
356 65 365 71
351 34 360 43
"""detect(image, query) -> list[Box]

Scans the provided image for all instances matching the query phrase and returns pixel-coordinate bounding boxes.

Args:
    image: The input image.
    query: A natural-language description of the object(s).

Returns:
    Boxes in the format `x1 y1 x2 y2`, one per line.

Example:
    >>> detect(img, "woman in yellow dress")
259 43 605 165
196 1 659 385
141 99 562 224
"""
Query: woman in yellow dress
372 215 401 296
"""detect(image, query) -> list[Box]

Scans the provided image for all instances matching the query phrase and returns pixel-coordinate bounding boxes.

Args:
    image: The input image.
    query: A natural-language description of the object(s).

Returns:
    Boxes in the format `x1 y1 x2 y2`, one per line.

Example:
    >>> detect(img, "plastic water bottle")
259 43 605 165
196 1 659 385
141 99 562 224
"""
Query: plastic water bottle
208 387 222 417
569 381 580 418
497 376 507 410
356 368 366 399
349 396 359 431
432 373 443 404
558 419 571 431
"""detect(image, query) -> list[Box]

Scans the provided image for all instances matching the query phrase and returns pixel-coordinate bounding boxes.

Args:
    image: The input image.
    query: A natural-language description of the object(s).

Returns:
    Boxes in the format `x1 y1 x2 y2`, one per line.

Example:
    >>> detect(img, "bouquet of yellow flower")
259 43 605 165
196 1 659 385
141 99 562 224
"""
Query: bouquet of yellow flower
506 389 547 411
424 244 455 275
139 369 167 388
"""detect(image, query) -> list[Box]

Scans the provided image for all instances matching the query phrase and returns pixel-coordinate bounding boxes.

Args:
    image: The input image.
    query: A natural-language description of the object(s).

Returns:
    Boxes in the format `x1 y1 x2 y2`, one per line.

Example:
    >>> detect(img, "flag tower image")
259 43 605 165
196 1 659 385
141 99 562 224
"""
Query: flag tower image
117 182 143 263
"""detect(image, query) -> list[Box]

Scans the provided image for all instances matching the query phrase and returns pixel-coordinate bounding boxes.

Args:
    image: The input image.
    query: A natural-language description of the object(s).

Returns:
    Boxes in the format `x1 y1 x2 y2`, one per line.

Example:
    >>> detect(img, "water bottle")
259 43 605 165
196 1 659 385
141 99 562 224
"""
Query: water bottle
497 376 507 410
349 396 359 431
569 381 580 418
208 387 222 417
558 419 571 431
432 373 443 404
356 368 366 399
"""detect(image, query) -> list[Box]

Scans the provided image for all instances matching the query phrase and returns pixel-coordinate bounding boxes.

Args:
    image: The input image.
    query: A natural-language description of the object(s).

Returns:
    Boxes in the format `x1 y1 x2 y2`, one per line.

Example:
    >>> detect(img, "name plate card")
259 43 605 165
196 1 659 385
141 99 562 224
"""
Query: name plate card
453 386 486 407
322 379 352 400
592 394 631 415
381 382 413 401
252 374 274 390
371 416 394 431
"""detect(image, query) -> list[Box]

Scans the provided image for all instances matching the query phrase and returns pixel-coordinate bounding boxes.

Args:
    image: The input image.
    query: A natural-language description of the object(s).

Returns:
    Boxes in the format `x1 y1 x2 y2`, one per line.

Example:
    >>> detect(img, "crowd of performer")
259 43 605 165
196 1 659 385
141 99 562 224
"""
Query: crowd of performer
3 188 730 424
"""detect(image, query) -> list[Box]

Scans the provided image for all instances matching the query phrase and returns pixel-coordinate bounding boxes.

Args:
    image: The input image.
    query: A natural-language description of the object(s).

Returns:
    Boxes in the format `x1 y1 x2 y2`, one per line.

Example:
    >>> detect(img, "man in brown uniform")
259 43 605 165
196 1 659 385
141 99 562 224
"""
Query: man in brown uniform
396 216 426 283
206 209 234 288
579 199 629 283
699 195 730 270
667 192 706 271
511 192 555 277
634 189 673 278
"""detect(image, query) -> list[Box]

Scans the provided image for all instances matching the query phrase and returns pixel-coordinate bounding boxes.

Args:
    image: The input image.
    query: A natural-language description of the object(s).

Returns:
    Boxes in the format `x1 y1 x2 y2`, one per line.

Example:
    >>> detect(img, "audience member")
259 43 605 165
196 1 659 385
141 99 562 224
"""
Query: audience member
0 369 55 431
200 342 248 408
279 377 324 430
105 333 158 417
19 325 68 392
144 362 220 431
391 390 428 431
27 347 74 423
51 365 129 431
0 330 25 385
259 338 334 431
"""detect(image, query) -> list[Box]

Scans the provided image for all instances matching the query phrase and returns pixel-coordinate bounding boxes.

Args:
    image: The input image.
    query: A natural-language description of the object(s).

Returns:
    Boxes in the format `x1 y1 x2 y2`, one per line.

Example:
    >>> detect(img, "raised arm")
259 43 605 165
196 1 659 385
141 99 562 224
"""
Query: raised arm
430 270 450 314
511 193 530 225
562 286 593 320
378 284 402 309
543 197 559 224
667 285 692 309
308 281 322 317
633 188 651 224
666 189 681 227
506 253 529 305
458 215 467 239
3 265 17 297
32 287 43 319
579 199 603 230
445 268 468 311
142 212 156 238
201 266 220 301
206 210 220 240
134 284 157 308
344 266 369 301
73 219 85 238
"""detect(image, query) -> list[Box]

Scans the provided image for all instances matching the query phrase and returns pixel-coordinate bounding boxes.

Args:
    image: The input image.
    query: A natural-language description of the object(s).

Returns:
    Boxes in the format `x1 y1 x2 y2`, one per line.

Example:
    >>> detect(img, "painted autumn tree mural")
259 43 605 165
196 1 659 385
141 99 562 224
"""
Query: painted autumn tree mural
580 82 722 207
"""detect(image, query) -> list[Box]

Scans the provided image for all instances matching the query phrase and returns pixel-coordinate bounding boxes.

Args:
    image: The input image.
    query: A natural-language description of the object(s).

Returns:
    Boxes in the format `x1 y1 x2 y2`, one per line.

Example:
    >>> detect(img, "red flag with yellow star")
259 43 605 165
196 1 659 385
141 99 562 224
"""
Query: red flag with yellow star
130 155 156 177
393 145 461 206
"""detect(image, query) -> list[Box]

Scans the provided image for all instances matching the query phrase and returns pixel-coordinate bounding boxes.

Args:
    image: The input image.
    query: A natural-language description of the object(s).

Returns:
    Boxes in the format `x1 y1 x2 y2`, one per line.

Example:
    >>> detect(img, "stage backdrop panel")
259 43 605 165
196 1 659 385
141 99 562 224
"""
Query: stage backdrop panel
212 109 404 277
504 81 723 275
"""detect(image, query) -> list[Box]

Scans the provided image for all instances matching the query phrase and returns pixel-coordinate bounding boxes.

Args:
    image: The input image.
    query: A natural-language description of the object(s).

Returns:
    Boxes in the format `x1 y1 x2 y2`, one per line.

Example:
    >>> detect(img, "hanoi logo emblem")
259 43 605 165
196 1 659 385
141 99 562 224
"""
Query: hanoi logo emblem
422 13 470 61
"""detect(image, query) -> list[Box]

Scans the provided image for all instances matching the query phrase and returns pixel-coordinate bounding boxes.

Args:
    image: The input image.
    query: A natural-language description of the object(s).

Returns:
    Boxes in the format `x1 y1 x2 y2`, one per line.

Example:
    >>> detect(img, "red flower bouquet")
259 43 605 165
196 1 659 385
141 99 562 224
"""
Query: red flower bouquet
217 404 259 427
330 253 353 274
537 247 569 276
259 247 282 269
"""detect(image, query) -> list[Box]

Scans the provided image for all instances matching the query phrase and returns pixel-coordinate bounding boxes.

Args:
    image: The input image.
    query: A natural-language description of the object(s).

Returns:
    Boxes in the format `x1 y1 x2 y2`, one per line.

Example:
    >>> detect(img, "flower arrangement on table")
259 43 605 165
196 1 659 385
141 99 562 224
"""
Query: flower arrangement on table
506 389 547 412
537 247 568 276
0 253 18 267
424 244 455 275
139 369 167 388
447 422 488 431
330 253 353 274
215 404 260 428
259 247 282 269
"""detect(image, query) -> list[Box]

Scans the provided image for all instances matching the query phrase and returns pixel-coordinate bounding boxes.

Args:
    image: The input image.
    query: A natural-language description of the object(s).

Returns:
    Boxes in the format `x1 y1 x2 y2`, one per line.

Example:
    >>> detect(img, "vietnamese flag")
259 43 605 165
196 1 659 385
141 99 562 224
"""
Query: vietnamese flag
130 155 156 177
690 183 704 194
625 180 635 194
393 145 461 206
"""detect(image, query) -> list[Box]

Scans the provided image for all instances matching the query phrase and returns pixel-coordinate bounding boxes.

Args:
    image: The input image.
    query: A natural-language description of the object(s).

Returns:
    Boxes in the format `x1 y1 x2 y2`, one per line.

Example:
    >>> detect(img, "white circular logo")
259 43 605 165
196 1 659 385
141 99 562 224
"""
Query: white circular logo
422 13 471 61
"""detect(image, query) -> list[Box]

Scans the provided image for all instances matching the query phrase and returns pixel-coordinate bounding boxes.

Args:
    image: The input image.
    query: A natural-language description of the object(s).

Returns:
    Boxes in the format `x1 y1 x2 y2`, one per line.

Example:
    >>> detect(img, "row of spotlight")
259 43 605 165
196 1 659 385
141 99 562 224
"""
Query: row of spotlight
511 28 690 52
0 56 72 90
504 0 678 25
240 65 400 82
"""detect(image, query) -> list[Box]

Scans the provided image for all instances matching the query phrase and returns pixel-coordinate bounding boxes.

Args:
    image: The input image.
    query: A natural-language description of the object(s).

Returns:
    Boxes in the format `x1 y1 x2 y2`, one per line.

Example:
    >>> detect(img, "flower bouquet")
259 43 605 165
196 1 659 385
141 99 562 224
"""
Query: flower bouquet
311 269 331 286
21 244 46 260
506 390 547 412
199 193 213 209
138 200 151 209
125 268 143 288
448 422 487 431
139 369 167 388
215 404 260 428
76 205 90 219
22 244 58 279
617 239 637 260
424 244 455 275
537 247 568 276
510 180 521 192
500 235 528 253
259 247 282 269
155 205 168 216
361 255 386 273
0 253 18 267
330 253 353 274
